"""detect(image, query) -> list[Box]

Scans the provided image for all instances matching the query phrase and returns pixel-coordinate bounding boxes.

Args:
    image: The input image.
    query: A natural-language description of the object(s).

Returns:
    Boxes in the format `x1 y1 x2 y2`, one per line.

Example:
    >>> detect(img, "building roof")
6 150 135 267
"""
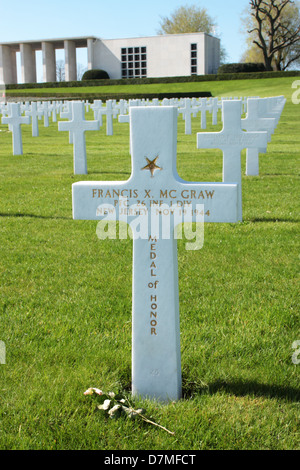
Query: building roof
0 36 98 51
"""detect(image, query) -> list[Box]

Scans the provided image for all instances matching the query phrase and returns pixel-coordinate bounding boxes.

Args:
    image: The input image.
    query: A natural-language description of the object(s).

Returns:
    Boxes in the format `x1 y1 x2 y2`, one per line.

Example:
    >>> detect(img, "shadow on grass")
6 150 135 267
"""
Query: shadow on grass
89 171 131 177
182 379 300 403
248 217 299 223
0 212 71 220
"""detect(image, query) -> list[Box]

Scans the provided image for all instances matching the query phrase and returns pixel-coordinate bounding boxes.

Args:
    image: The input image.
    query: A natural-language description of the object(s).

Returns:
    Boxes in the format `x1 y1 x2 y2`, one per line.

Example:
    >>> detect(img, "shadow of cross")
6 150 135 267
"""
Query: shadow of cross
72 106 239 402
197 100 268 221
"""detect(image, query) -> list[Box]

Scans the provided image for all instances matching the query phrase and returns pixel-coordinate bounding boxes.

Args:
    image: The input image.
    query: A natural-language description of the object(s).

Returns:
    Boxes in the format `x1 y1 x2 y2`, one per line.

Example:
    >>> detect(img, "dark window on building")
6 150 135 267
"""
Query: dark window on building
191 43 198 75
121 46 147 78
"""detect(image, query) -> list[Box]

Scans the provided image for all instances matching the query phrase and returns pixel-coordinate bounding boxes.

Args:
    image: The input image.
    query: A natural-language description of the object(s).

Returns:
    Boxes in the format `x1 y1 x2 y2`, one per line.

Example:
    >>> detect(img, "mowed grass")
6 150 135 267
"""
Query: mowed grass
7 76 298 99
0 76 299 450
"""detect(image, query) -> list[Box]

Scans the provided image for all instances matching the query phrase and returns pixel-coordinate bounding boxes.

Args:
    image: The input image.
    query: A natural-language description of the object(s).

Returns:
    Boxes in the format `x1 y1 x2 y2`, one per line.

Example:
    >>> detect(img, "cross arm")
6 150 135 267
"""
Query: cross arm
72 180 239 224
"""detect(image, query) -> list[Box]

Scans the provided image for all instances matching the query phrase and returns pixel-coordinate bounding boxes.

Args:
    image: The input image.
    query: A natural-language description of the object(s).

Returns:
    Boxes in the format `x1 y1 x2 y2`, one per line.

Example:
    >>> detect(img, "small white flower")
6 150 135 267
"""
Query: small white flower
108 404 122 417
84 387 103 396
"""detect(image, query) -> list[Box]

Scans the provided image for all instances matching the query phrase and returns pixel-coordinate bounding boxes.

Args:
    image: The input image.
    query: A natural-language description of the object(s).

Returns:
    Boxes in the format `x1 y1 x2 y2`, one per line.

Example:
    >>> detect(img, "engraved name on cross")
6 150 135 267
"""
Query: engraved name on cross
72 106 239 401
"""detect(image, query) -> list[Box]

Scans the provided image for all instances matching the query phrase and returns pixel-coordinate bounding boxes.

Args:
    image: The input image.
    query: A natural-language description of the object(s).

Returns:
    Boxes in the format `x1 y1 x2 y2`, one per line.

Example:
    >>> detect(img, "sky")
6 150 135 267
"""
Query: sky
0 0 251 81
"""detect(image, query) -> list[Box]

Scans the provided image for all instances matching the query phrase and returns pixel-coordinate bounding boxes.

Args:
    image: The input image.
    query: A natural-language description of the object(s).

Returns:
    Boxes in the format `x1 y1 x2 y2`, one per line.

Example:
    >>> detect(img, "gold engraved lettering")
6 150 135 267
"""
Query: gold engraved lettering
149 240 158 335
205 190 215 199
181 190 189 199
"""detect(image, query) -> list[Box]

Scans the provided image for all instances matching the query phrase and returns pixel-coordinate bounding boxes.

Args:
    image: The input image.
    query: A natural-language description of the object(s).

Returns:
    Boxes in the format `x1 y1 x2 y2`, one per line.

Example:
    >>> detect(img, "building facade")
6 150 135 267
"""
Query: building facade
0 33 220 85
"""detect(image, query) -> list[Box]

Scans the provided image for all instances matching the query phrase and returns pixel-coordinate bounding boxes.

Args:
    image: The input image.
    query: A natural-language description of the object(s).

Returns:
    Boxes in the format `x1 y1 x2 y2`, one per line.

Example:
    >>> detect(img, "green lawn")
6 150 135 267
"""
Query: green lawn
6 76 298 98
0 76 299 450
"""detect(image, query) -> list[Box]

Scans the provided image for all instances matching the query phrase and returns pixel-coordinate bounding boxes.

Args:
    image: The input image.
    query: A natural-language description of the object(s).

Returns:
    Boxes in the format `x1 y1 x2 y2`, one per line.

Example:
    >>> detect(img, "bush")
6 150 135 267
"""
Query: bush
218 63 267 74
82 69 110 80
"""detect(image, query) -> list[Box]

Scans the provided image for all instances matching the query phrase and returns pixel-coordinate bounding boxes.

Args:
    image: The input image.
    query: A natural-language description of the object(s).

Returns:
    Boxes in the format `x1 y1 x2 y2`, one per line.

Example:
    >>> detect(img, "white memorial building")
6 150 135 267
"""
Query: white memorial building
0 33 220 85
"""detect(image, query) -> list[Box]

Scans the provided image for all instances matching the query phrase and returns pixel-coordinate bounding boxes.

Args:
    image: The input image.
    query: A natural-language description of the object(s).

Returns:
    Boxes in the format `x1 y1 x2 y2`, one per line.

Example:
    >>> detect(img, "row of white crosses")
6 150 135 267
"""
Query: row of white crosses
1 96 285 180
0 100 67 145
0 96 285 401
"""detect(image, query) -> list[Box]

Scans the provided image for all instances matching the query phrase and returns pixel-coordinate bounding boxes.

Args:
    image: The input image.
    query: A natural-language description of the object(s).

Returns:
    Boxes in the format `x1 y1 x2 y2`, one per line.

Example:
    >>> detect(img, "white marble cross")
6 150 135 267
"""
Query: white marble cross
178 98 198 135
91 100 103 127
258 96 285 127
72 106 239 401
38 101 51 127
101 100 114 136
58 101 100 174
198 98 210 129
197 100 268 221
60 102 74 144
1 102 30 155
48 101 59 123
25 102 44 137
242 98 276 176
208 97 219 126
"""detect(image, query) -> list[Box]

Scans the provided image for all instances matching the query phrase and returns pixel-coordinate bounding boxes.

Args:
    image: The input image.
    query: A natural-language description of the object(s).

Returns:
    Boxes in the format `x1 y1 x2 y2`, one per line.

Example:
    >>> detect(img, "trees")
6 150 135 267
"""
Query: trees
245 0 300 71
158 5 215 35
56 60 65 82
158 4 227 64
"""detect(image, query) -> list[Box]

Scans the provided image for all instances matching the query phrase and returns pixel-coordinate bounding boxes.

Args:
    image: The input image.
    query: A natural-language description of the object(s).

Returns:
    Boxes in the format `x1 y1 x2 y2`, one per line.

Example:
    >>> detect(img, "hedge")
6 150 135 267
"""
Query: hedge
81 69 110 80
218 63 266 74
5 91 212 102
5 69 300 90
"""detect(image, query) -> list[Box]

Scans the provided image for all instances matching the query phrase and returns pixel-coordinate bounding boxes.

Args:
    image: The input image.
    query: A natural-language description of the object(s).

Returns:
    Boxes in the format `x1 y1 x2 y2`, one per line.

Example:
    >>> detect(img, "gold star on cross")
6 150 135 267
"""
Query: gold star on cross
141 156 162 177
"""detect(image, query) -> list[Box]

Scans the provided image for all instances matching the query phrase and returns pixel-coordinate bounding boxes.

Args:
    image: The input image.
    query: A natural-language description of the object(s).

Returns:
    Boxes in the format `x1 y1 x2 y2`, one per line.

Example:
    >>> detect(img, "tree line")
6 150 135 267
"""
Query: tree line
56 1 300 80
159 0 300 71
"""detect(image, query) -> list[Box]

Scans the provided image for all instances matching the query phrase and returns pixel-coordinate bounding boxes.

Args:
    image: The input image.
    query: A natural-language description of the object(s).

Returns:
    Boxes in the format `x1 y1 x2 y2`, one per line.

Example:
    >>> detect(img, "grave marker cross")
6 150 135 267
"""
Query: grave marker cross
101 100 114 136
25 102 44 137
60 102 74 144
178 98 197 135
197 100 268 221
242 98 276 176
1 102 30 155
39 101 50 127
72 106 239 401
58 101 100 174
